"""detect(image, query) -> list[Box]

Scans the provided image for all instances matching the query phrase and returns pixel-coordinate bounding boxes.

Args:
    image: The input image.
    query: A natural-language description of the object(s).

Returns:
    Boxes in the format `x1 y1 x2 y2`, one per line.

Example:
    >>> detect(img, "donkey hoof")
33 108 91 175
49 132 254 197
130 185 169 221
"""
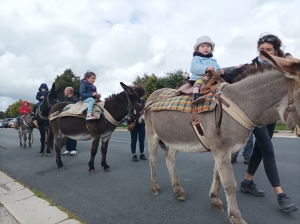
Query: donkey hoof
20 145 23 147
151 189 160 196
58 167 64 171
212 203 224 213
46 153 51 157
174 192 185 201
104 167 111 172
89 169 96 174
39 153 44 156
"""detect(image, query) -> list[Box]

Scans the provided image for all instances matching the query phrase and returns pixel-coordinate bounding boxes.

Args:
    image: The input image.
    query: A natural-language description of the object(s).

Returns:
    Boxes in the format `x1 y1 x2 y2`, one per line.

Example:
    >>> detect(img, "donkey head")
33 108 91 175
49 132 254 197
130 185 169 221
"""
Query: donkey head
48 82 62 107
120 82 145 120
261 50 300 135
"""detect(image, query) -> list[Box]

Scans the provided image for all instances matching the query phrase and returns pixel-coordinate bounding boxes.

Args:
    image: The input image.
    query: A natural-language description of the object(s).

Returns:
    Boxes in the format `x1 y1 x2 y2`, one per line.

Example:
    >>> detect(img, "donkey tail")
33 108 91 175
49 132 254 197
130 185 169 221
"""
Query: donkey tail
159 140 167 152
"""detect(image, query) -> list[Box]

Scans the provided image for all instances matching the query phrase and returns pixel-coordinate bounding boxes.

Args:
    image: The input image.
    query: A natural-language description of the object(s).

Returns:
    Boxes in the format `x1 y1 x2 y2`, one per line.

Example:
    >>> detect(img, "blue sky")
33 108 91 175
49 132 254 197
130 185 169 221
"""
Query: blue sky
0 0 300 111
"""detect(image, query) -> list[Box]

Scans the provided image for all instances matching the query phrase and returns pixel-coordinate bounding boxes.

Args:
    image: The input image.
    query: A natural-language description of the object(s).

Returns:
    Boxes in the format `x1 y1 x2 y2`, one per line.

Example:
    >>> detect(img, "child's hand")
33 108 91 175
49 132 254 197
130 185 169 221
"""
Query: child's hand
41 96 44 99
206 66 215 72
220 69 224 75
92 92 96 96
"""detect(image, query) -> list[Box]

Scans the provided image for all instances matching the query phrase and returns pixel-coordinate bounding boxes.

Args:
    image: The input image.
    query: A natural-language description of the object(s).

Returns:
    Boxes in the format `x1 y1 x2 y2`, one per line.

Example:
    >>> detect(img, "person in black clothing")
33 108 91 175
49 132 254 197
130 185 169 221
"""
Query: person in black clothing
62 87 78 156
128 87 147 162
222 34 298 213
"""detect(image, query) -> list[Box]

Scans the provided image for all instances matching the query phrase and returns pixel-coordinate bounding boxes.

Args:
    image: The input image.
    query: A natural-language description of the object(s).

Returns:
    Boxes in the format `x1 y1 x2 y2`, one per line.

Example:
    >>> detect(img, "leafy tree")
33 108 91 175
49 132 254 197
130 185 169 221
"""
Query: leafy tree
0 111 6 119
144 74 163 99
160 69 189 89
132 73 150 87
55 69 80 100
5 100 34 118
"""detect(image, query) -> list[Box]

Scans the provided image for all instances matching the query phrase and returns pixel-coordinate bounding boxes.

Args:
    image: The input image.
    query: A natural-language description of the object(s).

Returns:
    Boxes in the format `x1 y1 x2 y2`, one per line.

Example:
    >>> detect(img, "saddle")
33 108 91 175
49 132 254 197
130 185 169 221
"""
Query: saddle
175 70 225 97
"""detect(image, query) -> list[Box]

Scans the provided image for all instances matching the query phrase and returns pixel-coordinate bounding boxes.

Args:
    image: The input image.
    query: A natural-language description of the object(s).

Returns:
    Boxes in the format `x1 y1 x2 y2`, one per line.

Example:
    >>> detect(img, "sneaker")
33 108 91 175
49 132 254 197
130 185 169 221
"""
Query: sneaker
140 154 147 160
240 180 265 197
70 150 77 155
62 150 70 155
278 193 298 213
192 94 206 105
132 155 139 162
86 114 97 120
244 158 250 164
231 156 237 164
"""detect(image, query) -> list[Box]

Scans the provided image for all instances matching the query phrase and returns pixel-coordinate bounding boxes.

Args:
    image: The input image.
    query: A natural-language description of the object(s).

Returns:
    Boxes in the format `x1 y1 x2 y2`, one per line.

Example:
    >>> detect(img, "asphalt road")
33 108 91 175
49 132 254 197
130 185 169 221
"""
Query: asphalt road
0 128 299 224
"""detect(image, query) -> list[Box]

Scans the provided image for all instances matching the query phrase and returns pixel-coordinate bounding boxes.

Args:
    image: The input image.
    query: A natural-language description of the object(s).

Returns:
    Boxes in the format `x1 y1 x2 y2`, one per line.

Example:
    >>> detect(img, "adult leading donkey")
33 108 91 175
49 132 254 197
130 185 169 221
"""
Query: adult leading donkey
145 51 300 224
48 82 145 172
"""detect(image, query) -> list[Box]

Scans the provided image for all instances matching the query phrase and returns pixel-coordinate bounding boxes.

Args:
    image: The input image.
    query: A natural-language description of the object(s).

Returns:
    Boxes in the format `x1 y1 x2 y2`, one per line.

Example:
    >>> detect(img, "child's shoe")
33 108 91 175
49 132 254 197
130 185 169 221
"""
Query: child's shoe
86 114 97 120
192 93 206 105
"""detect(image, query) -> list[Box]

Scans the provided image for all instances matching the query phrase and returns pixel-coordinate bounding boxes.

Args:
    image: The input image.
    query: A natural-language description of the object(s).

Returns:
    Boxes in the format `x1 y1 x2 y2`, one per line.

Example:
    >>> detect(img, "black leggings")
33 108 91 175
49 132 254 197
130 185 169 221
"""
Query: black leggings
247 123 281 187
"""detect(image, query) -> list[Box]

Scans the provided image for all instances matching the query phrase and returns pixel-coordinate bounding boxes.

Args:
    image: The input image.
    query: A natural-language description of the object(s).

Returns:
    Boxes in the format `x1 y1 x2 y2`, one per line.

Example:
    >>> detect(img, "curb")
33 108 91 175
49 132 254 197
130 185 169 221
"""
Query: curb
0 171 81 224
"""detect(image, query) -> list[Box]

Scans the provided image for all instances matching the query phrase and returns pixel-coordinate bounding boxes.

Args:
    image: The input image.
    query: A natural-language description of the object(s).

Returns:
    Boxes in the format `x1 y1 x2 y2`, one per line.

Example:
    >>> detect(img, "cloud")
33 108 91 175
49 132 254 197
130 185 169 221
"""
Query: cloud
0 0 299 111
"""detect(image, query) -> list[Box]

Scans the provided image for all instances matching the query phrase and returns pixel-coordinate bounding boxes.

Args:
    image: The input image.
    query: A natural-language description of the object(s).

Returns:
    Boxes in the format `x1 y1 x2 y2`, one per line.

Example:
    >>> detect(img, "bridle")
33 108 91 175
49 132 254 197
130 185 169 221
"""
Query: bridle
284 80 300 128
125 91 143 121
37 92 61 121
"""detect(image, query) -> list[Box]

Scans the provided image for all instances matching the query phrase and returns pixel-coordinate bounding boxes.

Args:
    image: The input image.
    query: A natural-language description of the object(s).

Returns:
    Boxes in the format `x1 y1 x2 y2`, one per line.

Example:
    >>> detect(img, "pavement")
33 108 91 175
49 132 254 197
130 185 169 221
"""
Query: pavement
0 129 299 224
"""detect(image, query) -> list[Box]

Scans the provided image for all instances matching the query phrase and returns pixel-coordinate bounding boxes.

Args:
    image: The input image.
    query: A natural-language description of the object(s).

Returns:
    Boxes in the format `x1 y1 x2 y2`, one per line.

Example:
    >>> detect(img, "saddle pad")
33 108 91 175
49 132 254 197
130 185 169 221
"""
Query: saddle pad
150 84 222 114
59 101 105 119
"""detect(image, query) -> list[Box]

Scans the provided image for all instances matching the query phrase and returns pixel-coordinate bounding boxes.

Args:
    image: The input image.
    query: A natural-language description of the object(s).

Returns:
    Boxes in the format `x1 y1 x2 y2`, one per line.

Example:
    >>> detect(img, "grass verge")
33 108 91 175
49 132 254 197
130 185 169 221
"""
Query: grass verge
2 172 85 224
275 124 290 131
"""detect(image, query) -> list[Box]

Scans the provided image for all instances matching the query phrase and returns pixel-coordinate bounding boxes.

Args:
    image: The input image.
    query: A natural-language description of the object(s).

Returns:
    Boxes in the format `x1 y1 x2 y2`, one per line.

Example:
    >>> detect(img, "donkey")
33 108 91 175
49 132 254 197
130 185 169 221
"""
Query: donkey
14 115 34 148
144 51 300 224
48 82 145 172
36 82 61 156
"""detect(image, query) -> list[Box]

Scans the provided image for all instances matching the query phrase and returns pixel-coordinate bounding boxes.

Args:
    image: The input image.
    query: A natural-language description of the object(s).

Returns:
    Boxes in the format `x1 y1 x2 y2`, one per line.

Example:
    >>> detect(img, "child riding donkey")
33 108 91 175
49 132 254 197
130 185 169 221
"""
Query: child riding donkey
176 36 224 104
15 100 32 130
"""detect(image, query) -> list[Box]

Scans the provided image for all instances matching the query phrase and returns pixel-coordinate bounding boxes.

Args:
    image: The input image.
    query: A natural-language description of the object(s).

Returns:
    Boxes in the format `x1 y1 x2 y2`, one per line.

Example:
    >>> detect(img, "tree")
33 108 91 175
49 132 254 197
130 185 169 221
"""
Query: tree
5 100 34 118
160 69 189 89
0 111 6 119
132 73 150 87
144 74 163 99
55 69 80 100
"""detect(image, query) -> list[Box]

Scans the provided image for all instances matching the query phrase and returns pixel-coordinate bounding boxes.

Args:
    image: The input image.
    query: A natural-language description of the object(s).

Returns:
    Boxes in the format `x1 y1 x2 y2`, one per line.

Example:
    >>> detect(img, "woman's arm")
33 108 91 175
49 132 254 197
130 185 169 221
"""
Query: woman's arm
221 64 248 84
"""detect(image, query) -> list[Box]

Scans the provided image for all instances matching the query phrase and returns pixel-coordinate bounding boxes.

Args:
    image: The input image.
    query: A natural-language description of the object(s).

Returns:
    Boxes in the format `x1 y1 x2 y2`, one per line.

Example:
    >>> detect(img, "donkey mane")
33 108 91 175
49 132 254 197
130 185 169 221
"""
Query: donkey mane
232 64 273 83
105 91 127 102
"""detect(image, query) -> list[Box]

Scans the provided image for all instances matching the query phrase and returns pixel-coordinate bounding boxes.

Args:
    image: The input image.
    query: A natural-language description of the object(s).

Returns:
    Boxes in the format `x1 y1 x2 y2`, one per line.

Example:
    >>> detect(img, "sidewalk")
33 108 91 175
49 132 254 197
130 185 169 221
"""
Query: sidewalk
0 171 81 224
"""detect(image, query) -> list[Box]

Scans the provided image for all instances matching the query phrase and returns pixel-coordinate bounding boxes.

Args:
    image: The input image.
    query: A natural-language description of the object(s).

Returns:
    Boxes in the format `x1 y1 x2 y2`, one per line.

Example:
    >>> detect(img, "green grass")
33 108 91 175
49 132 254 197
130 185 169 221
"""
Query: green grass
275 124 290 131
3 173 85 224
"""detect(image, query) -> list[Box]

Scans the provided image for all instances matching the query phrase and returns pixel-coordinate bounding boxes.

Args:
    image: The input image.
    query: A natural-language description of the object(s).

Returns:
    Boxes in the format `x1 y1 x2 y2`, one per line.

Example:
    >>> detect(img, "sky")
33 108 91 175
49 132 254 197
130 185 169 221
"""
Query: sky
0 0 300 112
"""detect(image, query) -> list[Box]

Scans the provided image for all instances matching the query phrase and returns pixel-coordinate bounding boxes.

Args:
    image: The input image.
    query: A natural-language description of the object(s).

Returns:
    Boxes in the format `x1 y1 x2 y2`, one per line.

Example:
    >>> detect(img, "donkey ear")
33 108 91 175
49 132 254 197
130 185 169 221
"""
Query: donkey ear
50 82 56 93
260 50 300 76
120 82 135 94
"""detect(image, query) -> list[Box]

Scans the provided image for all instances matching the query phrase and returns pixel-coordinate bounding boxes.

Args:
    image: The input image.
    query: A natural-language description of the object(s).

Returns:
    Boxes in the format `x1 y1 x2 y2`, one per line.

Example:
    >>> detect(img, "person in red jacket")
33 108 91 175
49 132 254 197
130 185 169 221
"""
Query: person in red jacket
16 101 32 127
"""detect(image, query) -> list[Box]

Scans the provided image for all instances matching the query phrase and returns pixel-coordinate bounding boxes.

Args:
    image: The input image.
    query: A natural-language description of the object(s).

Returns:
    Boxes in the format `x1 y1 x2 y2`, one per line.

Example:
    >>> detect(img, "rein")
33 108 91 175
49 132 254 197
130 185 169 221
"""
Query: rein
37 93 60 121
284 80 300 128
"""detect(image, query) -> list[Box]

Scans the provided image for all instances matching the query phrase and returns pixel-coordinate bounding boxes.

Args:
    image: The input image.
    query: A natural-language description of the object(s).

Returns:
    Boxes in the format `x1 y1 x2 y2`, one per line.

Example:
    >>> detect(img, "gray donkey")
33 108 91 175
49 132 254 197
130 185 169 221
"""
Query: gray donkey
14 115 34 148
144 51 300 224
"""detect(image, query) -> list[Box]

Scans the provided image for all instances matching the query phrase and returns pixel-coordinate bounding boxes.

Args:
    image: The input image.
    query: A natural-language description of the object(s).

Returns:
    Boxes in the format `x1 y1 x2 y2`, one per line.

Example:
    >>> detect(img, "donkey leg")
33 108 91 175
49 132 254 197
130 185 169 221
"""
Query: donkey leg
55 135 67 170
88 136 101 173
165 148 185 200
28 132 32 148
147 134 160 195
39 127 45 155
23 132 27 149
100 135 111 172
213 152 246 224
19 132 22 147
209 163 224 213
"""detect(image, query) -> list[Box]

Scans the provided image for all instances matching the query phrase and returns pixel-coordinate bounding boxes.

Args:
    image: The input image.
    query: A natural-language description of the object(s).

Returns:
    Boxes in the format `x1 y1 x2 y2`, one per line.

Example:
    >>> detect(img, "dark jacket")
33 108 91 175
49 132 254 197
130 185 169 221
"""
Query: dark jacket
80 80 97 101
221 57 262 84
65 95 78 104
36 83 49 102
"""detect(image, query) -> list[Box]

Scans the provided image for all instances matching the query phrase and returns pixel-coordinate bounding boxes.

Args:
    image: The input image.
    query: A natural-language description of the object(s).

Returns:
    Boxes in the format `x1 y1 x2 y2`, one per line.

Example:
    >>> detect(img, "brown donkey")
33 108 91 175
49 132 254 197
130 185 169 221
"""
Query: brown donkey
49 82 145 172
145 51 300 224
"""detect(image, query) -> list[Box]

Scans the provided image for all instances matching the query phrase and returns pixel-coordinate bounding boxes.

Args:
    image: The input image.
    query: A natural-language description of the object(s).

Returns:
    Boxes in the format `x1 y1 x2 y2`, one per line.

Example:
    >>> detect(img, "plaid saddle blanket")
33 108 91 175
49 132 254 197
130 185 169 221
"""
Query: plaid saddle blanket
59 101 104 119
150 84 224 114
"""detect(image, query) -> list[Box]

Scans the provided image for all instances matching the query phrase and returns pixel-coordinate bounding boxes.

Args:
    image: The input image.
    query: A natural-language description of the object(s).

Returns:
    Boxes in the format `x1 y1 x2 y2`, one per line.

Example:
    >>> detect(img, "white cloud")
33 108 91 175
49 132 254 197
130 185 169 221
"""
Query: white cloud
0 0 300 111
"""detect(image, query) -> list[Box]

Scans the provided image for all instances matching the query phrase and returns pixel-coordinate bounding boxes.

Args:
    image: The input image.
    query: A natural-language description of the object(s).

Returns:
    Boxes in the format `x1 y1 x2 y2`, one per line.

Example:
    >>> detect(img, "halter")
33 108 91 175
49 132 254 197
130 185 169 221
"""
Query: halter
125 92 139 120
284 80 300 128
